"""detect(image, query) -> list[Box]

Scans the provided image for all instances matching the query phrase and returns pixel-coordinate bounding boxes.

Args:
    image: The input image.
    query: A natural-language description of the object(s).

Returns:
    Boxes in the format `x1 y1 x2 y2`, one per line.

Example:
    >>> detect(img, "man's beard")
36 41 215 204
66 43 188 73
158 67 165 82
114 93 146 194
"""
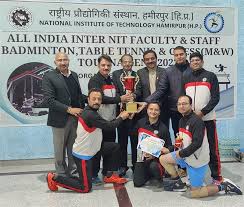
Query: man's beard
92 104 100 109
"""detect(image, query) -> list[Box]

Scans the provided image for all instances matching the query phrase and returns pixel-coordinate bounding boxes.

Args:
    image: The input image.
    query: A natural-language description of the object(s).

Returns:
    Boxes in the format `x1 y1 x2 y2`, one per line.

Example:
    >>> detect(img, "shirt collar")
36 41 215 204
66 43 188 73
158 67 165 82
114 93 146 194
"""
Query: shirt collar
182 111 194 119
192 68 204 76
97 72 110 80
86 105 99 111
61 69 71 77
148 69 156 75
146 66 157 74
145 117 160 127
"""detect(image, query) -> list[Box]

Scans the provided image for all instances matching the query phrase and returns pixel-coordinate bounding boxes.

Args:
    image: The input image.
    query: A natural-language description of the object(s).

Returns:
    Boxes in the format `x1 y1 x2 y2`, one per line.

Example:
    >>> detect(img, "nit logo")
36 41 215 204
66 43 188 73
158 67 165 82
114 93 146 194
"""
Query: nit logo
9 7 33 29
154 130 159 135
204 12 224 33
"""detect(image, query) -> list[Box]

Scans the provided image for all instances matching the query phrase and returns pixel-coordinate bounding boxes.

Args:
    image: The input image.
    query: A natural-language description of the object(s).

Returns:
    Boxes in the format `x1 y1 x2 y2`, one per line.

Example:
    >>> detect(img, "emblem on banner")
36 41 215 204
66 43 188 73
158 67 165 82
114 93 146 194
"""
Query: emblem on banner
204 12 224 33
9 7 32 29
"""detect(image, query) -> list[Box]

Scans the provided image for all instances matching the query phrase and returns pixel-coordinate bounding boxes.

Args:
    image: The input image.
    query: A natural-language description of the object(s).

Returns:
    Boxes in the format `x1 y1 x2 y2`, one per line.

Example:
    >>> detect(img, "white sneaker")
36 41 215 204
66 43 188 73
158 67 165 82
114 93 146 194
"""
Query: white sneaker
222 178 242 195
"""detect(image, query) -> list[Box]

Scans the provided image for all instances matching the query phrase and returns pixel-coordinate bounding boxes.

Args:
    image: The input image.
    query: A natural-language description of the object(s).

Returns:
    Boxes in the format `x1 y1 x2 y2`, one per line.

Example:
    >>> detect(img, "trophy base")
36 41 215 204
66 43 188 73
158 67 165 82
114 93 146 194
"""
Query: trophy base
126 102 138 113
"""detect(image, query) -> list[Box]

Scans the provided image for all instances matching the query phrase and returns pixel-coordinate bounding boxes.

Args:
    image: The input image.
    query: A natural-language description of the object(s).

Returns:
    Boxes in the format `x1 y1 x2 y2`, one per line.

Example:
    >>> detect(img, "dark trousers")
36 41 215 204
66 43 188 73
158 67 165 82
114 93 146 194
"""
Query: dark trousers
133 160 164 187
169 110 182 138
102 128 116 142
51 115 78 176
54 156 92 193
205 120 222 181
92 129 116 177
118 120 138 169
92 142 121 177
160 105 170 129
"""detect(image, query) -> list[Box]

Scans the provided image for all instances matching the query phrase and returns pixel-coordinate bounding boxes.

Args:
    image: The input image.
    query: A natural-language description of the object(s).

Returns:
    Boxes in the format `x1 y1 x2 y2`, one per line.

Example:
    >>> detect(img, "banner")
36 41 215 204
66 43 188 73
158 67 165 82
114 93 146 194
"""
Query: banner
0 1 237 125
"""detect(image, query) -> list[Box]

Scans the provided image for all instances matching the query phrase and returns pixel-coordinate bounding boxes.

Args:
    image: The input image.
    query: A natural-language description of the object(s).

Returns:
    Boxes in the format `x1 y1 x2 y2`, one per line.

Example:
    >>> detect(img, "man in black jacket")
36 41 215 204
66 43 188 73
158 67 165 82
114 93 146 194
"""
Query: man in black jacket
183 52 222 183
112 54 139 175
139 46 191 137
42 52 86 177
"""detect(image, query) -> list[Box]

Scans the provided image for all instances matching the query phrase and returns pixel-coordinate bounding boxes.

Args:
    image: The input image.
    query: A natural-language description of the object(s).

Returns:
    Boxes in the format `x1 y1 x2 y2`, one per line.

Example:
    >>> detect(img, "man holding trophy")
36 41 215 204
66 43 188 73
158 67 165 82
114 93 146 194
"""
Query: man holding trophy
88 54 132 183
112 54 139 176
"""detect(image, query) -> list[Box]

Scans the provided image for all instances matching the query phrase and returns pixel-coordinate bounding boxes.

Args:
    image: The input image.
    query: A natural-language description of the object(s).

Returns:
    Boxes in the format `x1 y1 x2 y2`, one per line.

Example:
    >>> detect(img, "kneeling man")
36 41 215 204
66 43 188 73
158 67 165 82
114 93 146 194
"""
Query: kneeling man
47 88 130 193
159 95 242 197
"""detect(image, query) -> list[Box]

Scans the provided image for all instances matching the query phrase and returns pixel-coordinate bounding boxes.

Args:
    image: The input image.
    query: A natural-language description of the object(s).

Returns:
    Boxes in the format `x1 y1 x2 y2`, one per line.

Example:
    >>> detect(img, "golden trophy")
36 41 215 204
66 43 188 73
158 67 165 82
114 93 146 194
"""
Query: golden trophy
120 74 139 113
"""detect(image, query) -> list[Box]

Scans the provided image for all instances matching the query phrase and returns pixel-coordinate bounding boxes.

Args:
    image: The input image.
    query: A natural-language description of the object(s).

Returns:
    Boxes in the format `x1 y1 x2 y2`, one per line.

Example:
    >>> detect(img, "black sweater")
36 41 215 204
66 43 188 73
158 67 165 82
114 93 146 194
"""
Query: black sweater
81 105 123 130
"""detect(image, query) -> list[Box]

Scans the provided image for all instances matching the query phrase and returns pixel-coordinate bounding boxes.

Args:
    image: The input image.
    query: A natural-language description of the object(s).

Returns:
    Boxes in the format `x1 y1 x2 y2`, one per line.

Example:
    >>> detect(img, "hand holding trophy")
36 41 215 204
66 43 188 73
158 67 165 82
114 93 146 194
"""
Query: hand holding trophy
120 73 139 113
174 133 183 149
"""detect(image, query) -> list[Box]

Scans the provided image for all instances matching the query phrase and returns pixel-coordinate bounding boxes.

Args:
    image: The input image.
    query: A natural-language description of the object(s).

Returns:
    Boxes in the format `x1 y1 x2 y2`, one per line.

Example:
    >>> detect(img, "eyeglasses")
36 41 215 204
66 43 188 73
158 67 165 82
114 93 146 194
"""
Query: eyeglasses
177 102 190 106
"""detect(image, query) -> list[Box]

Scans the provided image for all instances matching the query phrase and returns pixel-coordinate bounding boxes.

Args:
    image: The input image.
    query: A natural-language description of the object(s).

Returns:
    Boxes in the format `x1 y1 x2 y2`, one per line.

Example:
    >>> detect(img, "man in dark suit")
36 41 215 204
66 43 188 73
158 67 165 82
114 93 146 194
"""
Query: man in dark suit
144 46 191 137
112 54 139 175
135 50 169 128
42 52 85 177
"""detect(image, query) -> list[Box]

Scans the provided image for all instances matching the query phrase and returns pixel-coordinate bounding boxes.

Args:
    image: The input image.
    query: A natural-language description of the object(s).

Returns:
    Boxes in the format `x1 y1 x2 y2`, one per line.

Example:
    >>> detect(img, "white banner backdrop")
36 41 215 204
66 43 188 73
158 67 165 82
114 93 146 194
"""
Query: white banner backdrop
0 0 237 125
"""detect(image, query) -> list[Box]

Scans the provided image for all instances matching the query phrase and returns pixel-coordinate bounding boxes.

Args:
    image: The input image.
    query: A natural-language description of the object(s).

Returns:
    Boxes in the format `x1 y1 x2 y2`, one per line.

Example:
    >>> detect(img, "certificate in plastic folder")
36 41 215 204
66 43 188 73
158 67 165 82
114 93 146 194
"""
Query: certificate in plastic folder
137 132 165 158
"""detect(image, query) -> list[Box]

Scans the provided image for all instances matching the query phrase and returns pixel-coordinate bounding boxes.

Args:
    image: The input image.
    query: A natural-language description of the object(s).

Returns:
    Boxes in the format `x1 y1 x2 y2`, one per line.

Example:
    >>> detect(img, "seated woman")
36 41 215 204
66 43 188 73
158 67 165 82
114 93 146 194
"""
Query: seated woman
133 102 173 187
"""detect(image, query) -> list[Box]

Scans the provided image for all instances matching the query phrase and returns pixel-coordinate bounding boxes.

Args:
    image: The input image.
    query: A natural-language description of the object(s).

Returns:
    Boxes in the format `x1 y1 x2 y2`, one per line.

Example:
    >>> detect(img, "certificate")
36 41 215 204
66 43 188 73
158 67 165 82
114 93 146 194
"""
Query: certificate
137 132 165 158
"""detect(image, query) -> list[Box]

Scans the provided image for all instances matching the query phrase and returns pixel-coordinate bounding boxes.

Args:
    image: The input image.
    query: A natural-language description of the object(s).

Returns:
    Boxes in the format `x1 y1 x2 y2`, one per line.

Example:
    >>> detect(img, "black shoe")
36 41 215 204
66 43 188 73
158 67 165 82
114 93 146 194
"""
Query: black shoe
163 176 180 184
118 167 129 177
222 178 242 195
163 181 174 191
172 179 187 192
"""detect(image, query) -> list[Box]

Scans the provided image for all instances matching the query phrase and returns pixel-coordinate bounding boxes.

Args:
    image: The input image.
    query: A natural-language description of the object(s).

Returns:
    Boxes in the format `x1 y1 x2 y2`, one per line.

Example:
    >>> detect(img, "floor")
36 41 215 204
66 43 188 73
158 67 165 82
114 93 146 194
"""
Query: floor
0 159 243 207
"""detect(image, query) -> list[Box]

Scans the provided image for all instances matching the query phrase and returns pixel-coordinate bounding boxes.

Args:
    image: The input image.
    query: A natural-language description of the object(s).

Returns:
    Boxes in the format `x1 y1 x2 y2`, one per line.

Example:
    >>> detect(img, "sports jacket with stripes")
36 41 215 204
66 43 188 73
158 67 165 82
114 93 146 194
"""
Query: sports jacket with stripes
88 72 121 121
135 117 173 161
183 68 220 121
72 105 123 160
178 112 210 167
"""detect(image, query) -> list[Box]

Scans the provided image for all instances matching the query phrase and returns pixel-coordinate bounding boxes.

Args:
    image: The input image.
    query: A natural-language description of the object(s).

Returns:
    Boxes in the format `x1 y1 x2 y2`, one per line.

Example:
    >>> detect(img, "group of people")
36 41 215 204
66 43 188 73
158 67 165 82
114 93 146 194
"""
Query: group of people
43 47 242 198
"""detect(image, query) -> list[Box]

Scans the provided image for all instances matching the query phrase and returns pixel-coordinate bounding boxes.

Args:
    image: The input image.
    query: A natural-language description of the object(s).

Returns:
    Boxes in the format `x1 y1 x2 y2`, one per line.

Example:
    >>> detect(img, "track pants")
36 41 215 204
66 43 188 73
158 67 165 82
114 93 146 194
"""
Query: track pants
54 155 92 193
133 159 164 187
205 120 222 181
